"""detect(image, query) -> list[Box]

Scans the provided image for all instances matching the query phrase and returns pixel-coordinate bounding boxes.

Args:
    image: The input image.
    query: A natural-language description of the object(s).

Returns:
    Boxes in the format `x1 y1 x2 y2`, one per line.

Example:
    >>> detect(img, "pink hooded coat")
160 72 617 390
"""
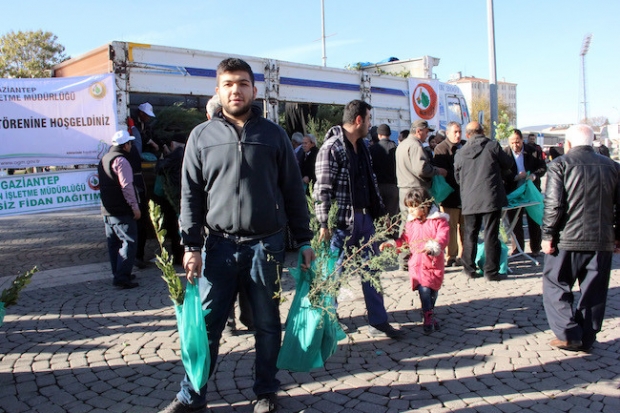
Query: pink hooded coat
394 206 450 291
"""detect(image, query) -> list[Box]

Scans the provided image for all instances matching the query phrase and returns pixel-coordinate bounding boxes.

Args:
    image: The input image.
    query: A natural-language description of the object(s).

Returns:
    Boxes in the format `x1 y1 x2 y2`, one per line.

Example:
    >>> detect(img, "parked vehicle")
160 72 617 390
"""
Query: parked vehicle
52 42 470 140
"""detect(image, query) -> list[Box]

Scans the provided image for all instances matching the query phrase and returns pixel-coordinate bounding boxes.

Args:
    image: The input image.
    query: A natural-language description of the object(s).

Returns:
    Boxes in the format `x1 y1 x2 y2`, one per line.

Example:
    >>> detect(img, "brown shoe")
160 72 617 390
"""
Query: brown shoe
549 338 583 351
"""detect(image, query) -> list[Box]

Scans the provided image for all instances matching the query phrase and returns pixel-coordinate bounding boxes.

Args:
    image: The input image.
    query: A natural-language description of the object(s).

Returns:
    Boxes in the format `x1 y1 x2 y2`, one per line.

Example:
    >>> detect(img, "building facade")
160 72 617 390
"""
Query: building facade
447 73 517 125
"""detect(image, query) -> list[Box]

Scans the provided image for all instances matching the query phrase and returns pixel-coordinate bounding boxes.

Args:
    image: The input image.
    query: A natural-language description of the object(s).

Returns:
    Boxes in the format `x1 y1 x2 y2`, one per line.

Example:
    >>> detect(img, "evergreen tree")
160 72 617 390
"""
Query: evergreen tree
0 30 68 78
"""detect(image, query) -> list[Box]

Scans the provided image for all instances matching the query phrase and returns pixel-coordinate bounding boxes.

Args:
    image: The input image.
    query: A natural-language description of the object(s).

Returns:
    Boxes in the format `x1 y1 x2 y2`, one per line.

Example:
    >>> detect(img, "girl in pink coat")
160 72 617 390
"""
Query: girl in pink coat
380 187 450 333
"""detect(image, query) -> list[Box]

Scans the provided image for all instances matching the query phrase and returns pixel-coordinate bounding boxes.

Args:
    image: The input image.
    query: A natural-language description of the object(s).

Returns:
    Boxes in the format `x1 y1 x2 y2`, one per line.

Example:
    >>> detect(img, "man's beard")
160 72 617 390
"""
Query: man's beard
223 101 252 118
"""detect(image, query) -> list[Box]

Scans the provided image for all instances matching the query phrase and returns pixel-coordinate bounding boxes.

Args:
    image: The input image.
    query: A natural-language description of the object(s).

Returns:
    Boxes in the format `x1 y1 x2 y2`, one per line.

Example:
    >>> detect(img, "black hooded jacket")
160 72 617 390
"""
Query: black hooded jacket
454 134 514 215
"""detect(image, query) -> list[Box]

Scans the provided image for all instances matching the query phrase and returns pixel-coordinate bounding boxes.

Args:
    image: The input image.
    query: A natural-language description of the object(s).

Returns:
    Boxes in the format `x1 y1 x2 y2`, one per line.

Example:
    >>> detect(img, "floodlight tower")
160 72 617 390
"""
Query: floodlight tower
579 33 592 123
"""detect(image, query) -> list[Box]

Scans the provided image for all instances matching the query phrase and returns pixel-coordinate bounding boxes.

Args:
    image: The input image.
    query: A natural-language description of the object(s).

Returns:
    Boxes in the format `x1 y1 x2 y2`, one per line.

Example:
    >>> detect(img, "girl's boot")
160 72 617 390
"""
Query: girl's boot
423 310 434 334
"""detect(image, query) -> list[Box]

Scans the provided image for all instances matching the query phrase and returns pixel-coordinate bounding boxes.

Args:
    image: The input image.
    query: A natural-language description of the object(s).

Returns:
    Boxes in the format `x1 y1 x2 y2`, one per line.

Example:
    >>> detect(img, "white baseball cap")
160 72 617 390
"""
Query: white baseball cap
112 130 135 146
138 102 156 117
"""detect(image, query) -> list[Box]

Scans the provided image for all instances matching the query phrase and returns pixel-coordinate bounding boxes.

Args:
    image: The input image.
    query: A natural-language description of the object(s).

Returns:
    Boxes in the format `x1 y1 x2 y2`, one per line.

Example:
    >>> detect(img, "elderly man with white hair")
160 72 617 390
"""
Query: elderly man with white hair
542 124 620 352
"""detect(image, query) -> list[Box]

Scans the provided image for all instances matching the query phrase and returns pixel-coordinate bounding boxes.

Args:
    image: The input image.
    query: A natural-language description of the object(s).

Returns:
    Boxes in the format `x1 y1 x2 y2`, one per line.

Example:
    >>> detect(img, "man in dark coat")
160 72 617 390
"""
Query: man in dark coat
542 124 620 352
432 121 467 267
504 129 547 256
454 121 514 281
369 124 399 217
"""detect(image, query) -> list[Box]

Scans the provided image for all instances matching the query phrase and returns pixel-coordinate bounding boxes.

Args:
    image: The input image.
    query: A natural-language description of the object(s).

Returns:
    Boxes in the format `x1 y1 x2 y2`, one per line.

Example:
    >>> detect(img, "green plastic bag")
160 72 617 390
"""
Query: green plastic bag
174 282 211 391
430 175 454 204
475 241 509 275
277 248 346 372
506 180 544 225
0 302 5 327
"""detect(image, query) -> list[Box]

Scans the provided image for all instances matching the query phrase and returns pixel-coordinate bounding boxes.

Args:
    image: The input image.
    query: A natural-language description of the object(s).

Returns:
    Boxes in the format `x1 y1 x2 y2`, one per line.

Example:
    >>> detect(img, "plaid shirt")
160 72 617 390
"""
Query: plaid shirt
313 125 384 230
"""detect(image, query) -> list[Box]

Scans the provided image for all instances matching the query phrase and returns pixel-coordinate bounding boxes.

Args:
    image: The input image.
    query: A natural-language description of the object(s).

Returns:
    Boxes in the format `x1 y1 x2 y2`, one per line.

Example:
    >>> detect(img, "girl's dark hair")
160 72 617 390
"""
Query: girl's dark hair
403 187 432 208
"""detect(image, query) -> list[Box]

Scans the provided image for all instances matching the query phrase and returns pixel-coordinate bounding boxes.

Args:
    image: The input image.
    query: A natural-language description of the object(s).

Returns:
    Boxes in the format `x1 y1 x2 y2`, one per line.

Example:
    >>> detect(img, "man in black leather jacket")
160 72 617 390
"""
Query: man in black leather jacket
542 124 620 352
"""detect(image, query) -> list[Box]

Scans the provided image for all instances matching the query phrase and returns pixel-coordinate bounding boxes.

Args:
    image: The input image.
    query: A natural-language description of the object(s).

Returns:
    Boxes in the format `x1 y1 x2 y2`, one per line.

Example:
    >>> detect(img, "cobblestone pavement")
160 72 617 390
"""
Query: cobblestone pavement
0 210 619 413
0 207 158 279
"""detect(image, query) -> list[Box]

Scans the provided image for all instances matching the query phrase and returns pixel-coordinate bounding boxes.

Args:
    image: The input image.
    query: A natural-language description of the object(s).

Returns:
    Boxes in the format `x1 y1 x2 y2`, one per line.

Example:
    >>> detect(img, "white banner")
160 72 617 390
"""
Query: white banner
0 169 101 216
0 74 117 168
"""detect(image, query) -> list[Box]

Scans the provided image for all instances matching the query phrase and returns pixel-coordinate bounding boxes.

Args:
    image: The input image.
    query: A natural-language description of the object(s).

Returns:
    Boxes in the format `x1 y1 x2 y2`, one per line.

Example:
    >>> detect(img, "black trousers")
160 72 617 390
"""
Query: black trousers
543 250 612 348
462 210 502 277
507 209 542 253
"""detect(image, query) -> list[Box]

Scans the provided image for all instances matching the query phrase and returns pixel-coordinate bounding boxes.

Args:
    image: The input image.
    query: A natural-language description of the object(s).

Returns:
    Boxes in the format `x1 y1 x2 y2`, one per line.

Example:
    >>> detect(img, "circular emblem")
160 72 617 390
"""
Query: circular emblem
89 81 107 99
412 83 438 120
87 172 100 191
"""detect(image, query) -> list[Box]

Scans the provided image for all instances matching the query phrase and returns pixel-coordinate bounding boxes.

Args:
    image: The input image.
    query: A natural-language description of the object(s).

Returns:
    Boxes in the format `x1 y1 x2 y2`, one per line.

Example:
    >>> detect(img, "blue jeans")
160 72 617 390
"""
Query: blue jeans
417 286 438 313
103 215 137 284
330 212 388 327
177 232 285 407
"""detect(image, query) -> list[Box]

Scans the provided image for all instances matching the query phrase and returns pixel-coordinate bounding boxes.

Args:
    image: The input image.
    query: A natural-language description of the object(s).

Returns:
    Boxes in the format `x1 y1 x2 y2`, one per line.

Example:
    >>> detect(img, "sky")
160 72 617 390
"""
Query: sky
4 0 619 128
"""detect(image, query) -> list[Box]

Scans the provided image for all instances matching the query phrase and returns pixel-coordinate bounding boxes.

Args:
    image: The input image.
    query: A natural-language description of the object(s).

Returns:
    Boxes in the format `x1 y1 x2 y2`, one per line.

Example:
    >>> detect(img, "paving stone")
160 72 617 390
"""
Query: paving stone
1 209 619 413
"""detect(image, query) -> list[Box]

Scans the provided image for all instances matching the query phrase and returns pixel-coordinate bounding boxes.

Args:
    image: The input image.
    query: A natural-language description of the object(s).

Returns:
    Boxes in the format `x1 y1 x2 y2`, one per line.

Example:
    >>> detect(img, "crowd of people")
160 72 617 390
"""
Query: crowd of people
96 57 619 413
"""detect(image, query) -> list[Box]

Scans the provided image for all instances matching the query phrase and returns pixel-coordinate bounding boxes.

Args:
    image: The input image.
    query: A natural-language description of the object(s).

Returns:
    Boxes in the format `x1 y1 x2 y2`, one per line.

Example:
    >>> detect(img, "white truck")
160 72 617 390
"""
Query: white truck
52 41 470 138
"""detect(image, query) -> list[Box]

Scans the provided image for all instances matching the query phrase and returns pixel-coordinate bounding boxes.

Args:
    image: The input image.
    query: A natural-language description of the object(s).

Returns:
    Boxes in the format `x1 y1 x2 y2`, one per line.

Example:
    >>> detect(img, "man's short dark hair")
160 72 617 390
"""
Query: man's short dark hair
512 129 523 139
217 58 255 85
342 100 372 125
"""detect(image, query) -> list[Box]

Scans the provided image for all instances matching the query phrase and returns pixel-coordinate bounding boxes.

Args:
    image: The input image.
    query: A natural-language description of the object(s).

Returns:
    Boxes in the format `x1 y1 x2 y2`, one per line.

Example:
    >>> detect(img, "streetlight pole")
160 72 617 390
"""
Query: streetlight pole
321 0 327 67
579 33 592 123
487 0 498 139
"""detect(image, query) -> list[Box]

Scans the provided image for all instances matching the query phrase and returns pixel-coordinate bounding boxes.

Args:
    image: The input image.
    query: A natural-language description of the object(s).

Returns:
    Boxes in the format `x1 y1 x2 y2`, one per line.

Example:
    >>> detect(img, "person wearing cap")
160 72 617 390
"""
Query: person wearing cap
454 121 514 281
369 123 399 217
396 119 447 195
395 119 447 270
137 102 161 155
97 130 141 289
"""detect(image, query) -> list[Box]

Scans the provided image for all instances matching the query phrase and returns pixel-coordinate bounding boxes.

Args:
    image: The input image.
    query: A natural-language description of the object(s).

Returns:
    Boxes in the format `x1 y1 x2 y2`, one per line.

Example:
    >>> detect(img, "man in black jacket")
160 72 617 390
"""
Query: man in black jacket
433 121 467 267
542 124 620 352
454 121 514 281
369 123 399 217
504 129 547 256
165 58 315 413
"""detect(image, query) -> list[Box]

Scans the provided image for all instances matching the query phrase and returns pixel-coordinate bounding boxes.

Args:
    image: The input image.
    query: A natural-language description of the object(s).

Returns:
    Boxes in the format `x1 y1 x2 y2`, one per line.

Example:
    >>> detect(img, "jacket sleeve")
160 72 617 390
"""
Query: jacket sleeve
496 142 513 171
278 128 314 245
502 146 517 183
410 141 439 179
313 141 336 228
435 218 450 250
179 125 207 248
542 160 566 242
529 145 547 178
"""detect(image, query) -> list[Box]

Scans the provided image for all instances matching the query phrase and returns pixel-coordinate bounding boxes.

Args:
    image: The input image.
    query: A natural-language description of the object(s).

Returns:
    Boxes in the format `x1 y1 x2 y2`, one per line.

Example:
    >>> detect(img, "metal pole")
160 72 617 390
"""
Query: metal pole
487 0 498 139
579 34 592 123
582 54 587 122
321 0 327 67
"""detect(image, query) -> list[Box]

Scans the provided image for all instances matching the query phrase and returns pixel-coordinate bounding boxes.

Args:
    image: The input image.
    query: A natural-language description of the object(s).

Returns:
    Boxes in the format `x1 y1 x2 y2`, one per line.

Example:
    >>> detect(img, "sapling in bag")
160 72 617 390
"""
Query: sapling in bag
277 246 345 372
